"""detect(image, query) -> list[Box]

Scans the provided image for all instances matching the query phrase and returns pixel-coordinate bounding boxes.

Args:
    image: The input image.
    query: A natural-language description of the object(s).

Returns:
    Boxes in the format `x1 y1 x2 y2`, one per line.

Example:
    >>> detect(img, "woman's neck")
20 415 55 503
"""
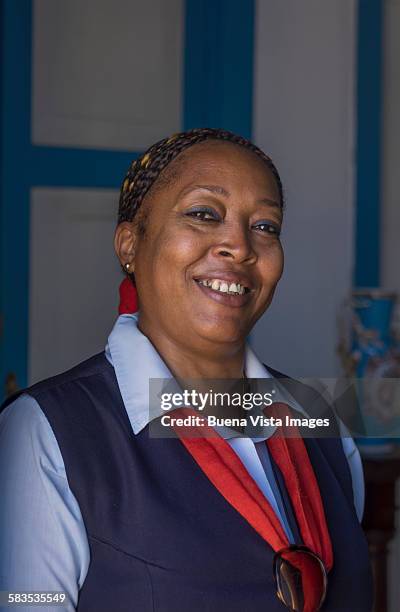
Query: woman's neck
137 319 246 380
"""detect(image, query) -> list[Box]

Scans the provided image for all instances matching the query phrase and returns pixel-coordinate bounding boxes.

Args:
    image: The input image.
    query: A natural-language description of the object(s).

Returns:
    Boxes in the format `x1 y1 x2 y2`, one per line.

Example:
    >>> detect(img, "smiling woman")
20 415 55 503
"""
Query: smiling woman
0 128 372 612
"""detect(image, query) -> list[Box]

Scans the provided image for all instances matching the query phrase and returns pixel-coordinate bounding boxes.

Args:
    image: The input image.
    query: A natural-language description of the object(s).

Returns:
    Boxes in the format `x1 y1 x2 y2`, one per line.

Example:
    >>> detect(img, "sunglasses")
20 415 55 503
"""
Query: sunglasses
273 545 328 611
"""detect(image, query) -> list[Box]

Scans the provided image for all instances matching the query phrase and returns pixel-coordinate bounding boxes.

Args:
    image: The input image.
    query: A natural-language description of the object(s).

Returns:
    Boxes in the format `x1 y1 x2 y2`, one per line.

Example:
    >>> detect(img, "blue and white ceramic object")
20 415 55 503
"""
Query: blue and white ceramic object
342 289 400 454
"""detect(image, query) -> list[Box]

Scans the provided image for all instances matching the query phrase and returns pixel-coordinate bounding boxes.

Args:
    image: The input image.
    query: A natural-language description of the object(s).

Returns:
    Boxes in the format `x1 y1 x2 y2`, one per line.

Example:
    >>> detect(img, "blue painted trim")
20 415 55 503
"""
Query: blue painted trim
184 0 255 138
0 0 33 391
355 0 384 287
0 3 4 322
29 147 139 188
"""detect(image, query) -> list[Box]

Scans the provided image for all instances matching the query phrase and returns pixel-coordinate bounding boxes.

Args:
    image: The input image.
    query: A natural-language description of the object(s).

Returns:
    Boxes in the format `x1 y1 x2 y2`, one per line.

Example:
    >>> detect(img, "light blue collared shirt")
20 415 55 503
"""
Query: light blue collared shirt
0 314 364 611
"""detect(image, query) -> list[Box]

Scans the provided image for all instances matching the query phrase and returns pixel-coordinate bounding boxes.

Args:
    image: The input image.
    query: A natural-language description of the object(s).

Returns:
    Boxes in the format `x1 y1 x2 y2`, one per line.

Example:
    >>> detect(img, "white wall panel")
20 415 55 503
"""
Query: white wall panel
29 188 122 384
32 0 183 150
252 0 356 377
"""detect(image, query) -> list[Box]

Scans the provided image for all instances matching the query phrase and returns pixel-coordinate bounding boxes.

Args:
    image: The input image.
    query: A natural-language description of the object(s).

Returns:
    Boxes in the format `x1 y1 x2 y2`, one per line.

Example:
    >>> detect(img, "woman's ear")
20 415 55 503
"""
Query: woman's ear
114 221 137 272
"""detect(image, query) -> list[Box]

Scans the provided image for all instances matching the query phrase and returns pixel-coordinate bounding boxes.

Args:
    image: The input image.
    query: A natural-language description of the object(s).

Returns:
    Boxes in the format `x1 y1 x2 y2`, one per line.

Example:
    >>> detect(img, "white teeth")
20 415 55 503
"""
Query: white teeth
197 278 247 295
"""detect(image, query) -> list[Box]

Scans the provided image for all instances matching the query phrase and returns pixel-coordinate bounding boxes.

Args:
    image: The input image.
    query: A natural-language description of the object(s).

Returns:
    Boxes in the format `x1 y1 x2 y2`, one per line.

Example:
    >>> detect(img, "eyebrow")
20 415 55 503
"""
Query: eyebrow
257 197 281 209
182 184 281 208
182 184 230 198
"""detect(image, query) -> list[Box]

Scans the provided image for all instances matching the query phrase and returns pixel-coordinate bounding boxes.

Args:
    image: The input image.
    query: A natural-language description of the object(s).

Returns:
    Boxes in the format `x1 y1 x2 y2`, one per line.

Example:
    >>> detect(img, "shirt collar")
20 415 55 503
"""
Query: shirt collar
105 313 304 438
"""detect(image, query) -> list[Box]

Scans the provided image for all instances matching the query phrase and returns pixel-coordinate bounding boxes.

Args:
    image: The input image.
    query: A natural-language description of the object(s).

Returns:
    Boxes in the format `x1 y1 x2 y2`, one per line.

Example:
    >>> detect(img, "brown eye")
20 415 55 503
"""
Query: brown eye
253 222 281 236
185 207 220 221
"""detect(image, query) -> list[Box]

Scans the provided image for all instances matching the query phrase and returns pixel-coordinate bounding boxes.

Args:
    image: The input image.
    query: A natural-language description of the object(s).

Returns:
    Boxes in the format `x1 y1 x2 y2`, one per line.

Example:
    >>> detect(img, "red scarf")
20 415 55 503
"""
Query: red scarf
173 406 333 612
118 279 333 611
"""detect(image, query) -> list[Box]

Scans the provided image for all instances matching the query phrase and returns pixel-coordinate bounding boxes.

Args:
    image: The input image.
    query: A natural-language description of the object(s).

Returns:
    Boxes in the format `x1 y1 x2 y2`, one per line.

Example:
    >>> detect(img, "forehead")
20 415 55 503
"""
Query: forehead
153 140 279 199
174 140 272 180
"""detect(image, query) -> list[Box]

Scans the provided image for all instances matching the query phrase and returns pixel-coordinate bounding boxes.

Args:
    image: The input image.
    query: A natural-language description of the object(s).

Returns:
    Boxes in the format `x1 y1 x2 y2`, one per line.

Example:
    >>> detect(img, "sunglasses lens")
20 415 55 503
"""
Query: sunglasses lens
274 547 327 612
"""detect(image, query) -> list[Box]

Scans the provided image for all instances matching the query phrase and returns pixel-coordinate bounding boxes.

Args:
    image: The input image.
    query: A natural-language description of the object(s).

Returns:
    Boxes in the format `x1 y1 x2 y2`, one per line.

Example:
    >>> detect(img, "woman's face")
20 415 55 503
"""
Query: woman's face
116 141 284 351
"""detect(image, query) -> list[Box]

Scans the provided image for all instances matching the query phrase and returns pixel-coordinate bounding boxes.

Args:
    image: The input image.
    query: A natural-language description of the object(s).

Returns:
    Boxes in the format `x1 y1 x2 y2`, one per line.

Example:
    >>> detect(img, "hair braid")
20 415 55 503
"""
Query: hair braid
118 128 283 225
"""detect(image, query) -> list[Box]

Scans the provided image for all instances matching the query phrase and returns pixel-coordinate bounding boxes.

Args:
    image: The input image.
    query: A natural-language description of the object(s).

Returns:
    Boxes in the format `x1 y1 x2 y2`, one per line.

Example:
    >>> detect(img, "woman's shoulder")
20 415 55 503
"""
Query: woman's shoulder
0 392 51 436
1 351 111 416
31 351 112 395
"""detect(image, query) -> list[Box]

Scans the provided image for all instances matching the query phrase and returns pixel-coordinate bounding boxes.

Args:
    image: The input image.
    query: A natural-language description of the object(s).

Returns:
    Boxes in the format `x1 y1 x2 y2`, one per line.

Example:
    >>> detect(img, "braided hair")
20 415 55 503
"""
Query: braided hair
118 127 283 226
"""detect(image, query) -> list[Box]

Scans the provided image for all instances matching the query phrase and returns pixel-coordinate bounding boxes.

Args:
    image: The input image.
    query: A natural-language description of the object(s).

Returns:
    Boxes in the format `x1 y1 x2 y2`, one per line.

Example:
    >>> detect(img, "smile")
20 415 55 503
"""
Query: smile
194 278 252 308
196 278 249 296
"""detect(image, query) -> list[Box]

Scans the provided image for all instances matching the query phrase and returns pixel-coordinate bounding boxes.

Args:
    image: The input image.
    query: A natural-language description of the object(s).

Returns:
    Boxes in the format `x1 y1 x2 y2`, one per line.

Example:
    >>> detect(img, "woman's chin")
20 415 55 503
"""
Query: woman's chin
193 318 248 347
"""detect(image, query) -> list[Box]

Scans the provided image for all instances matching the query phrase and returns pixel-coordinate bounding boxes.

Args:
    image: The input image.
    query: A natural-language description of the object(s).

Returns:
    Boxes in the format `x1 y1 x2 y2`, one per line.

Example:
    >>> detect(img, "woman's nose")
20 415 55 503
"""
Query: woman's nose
211 221 257 264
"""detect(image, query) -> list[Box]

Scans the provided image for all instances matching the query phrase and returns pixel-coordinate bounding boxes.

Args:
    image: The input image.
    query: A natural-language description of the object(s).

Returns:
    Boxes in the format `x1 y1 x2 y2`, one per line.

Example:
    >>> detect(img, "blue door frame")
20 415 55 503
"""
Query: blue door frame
0 0 255 391
354 0 384 289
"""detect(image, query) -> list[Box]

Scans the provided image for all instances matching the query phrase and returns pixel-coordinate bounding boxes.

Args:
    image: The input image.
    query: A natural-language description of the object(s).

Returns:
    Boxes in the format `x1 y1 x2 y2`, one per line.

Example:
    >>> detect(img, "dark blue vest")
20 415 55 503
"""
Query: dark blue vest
22 353 372 611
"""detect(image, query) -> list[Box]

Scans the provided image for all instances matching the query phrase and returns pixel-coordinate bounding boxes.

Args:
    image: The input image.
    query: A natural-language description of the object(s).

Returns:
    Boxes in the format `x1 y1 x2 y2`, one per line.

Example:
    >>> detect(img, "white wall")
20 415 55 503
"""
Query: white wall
252 0 357 378
29 188 121 384
32 0 183 150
